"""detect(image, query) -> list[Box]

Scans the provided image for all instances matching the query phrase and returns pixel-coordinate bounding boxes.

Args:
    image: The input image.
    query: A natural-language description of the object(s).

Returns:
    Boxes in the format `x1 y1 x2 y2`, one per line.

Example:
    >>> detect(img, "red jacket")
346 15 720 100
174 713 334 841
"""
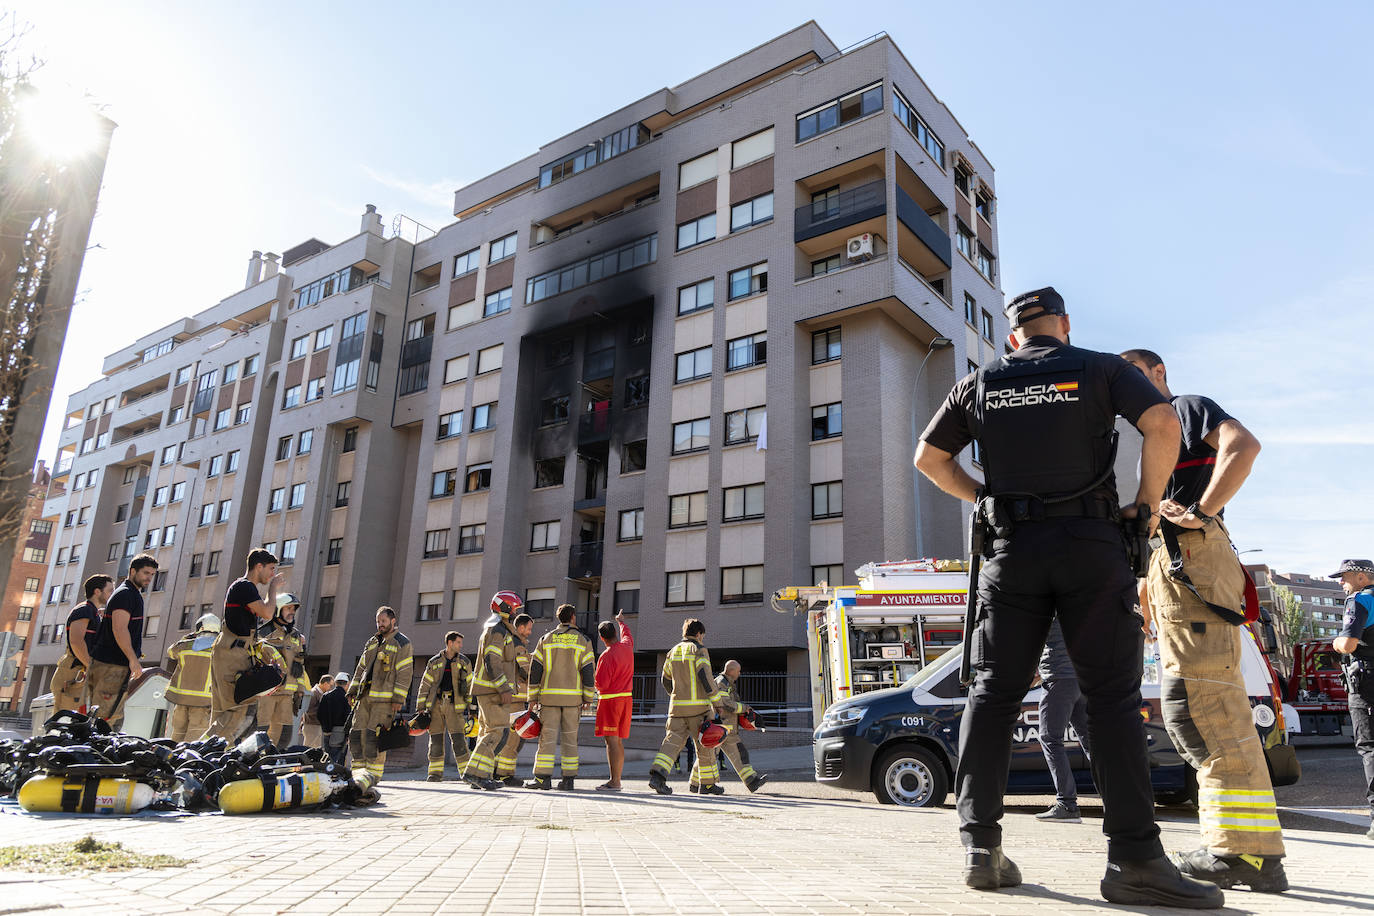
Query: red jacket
595 620 634 698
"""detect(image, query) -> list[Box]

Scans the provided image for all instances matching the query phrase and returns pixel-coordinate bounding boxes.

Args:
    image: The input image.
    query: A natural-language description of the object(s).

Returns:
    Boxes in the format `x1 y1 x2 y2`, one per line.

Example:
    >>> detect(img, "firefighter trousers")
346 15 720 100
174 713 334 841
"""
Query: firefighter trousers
651 713 715 786
427 699 471 777
50 654 87 713
165 704 210 743
349 698 394 780
691 730 756 787
1147 527 1285 857
207 640 256 742
258 693 295 746
85 660 130 728
534 705 581 776
465 695 520 779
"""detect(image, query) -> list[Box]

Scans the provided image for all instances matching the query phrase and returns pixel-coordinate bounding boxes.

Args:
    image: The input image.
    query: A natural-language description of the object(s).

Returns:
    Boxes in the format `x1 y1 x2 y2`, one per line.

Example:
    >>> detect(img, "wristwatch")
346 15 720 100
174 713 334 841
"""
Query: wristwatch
1185 502 1215 523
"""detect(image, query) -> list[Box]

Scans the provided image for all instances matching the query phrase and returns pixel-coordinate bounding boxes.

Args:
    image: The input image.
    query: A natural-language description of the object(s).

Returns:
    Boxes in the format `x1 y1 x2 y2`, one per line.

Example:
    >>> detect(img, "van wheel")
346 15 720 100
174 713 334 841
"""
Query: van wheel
872 744 948 808
1154 764 1198 808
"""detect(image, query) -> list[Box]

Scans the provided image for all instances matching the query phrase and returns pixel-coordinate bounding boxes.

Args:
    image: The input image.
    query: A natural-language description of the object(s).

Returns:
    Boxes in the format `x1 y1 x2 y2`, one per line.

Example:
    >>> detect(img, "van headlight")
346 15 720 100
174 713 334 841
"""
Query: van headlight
820 705 867 730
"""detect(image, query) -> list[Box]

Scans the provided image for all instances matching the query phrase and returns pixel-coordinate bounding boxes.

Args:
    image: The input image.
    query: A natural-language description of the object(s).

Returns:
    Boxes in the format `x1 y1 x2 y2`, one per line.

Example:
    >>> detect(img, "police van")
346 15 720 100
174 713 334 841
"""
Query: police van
812 624 1300 808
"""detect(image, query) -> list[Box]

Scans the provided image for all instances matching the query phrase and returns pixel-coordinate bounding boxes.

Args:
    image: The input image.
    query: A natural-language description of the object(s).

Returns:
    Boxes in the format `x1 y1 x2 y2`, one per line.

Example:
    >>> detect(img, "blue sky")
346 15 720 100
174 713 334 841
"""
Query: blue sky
15 0 1372 575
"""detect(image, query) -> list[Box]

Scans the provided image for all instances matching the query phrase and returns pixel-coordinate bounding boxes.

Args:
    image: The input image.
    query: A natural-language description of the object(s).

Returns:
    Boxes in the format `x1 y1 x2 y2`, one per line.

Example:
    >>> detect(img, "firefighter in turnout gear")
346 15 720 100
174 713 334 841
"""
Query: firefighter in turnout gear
526 604 596 791
163 613 220 742
416 630 473 781
348 607 413 782
648 618 725 795
494 614 534 786
691 659 769 794
256 592 310 746
50 575 113 713
208 550 284 742
463 591 526 791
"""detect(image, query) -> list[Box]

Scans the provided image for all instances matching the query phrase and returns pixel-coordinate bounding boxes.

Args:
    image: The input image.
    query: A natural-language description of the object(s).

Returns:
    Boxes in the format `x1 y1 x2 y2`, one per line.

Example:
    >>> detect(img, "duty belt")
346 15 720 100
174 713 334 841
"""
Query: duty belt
986 494 1116 525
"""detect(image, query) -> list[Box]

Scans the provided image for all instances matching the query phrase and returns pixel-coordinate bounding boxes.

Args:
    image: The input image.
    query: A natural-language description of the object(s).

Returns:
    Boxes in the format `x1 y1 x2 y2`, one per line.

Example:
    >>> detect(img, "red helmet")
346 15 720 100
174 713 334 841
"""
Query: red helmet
492 590 523 618
737 709 759 731
512 708 541 740
699 720 727 748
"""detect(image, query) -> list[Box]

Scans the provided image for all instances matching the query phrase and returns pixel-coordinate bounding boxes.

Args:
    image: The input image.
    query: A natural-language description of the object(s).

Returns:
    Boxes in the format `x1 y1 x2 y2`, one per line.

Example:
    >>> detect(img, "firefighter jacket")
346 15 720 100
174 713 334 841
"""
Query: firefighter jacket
351 629 413 705
528 624 595 707
513 638 531 702
257 618 310 695
714 672 751 730
661 638 723 716
472 615 522 698
419 651 473 712
164 632 215 707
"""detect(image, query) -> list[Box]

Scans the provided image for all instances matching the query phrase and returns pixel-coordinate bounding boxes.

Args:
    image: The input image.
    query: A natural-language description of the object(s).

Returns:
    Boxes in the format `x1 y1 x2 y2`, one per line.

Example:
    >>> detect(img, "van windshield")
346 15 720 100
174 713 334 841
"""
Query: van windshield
903 645 960 688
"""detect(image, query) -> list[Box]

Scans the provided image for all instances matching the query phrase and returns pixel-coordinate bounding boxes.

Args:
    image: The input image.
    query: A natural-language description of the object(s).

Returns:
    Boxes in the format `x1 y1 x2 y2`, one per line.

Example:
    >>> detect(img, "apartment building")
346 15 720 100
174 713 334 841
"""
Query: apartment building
23 22 1006 708
1247 563 1347 675
0 465 56 712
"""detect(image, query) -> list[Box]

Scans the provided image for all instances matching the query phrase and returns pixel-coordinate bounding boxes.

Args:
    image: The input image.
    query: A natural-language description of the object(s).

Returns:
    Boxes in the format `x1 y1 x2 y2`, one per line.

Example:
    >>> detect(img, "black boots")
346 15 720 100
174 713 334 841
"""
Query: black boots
745 773 769 793
963 847 1022 890
524 776 552 790
648 771 672 795
1101 856 1225 908
557 776 575 792
1172 848 1289 893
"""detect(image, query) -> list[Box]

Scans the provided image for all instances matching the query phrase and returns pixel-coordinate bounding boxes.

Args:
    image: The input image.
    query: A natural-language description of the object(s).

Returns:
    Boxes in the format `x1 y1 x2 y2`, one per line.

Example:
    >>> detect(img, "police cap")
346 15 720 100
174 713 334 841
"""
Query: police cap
1004 286 1067 328
1327 558 1374 578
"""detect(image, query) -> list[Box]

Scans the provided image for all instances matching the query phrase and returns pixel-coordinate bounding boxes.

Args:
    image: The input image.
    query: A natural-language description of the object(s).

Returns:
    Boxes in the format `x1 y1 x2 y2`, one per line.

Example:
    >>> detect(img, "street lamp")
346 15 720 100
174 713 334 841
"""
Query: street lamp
911 337 954 559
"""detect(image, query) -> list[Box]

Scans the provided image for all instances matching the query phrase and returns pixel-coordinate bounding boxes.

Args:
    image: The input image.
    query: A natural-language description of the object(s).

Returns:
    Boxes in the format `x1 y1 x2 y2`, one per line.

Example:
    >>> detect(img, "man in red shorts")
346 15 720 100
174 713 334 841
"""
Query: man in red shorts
594 610 634 791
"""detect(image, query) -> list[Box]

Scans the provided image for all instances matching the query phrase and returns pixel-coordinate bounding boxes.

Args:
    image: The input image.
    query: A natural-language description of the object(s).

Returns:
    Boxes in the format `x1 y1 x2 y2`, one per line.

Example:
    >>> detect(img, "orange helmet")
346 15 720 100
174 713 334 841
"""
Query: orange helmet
699 720 727 748
512 708 541 740
492 590 523 618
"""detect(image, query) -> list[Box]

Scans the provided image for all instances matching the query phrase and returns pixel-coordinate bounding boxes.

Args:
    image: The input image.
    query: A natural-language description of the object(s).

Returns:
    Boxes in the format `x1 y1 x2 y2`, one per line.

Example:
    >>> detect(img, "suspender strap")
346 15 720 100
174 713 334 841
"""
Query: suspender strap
1159 521 1247 626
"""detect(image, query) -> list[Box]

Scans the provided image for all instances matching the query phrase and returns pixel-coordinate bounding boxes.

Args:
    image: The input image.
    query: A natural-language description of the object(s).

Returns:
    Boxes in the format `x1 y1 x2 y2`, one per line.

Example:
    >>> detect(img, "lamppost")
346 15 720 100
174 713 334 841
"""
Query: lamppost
911 337 953 559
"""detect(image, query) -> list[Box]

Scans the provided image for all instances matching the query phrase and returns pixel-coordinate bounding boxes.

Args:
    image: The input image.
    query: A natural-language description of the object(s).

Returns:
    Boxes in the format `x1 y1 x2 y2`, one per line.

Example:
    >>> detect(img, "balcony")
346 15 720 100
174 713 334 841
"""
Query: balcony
583 349 614 382
896 185 951 270
578 403 611 444
795 179 887 243
568 542 603 580
191 387 214 415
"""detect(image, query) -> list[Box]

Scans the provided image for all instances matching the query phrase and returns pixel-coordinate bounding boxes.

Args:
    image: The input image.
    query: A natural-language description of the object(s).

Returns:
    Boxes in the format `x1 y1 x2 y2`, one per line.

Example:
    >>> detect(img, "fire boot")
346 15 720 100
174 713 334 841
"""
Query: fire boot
557 776 575 792
1171 849 1289 893
648 771 672 796
525 776 552 790
1101 856 1225 909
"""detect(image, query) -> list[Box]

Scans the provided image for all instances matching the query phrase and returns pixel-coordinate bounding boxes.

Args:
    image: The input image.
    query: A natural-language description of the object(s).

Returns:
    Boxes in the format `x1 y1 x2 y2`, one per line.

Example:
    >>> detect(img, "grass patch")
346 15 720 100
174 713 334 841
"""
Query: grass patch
0 836 189 873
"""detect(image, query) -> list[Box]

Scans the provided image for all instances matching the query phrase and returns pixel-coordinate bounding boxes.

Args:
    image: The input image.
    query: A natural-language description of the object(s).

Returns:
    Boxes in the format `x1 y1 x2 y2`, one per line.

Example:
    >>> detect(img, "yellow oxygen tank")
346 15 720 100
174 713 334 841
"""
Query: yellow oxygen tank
216 771 336 815
18 775 156 814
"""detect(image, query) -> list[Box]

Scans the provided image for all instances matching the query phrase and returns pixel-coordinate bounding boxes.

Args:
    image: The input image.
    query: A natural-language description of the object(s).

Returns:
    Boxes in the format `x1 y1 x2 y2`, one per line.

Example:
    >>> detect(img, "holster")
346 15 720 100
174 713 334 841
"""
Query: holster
1120 510 1151 578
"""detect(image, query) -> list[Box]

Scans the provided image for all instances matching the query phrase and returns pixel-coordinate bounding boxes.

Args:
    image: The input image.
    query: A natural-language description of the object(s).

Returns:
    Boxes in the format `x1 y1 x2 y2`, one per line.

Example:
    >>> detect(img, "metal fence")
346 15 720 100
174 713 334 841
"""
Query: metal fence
629 671 811 729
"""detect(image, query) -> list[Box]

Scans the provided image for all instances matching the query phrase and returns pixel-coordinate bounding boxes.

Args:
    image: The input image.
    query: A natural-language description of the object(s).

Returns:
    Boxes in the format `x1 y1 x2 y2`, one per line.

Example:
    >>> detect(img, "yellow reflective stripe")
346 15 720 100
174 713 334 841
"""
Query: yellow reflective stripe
1199 820 1282 832
1199 788 1276 799
538 687 587 696
600 692 632 699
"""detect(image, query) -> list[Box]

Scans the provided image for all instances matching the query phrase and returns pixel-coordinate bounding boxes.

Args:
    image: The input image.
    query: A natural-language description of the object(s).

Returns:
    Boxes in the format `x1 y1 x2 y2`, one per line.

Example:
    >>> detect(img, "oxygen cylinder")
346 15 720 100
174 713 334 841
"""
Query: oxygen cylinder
18 775 156 814
216 771 338 814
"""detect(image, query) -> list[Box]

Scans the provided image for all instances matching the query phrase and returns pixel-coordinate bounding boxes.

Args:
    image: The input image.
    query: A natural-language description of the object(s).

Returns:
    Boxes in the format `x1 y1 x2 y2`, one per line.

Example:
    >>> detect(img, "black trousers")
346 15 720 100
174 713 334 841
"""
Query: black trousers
956 518 1164 862
1350 694 1374 816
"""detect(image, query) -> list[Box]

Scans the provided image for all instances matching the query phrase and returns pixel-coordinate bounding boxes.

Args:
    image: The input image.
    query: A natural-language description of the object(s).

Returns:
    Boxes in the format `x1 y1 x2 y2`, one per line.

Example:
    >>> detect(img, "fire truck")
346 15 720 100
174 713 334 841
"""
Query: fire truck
1283 638 1351 741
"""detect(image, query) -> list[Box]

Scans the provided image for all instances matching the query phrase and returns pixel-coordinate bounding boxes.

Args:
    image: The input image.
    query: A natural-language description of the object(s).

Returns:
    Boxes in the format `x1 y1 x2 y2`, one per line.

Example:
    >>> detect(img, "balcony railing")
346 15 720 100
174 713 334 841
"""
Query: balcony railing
578 404 611 443
895 186 952 269
568 542 603 580
795 179 886 243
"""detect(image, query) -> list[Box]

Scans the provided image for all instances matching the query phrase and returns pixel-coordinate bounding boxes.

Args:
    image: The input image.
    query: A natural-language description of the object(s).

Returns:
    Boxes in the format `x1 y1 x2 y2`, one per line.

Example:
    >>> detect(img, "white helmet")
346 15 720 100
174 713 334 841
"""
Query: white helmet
195 613 222 633
276 592 302 611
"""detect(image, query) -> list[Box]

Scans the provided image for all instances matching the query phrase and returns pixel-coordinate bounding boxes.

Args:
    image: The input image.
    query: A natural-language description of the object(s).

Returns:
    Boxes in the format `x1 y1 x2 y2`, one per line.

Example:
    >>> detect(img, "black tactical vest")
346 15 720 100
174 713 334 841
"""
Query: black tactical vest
973 346 1115 500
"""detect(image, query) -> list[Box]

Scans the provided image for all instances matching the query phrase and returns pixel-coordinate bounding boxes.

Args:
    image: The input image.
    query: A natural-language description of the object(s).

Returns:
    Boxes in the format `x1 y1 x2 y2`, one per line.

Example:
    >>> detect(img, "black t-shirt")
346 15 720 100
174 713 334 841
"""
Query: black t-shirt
439 661 454 694
1164 395 1234 510
65 601 100 658
224 578 264 637
91 580 145 665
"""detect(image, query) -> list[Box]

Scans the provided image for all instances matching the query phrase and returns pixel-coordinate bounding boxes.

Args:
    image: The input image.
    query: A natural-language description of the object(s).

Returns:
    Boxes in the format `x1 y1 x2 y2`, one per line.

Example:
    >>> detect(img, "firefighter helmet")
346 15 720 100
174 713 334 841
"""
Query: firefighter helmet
737 708 759 731
408 711 432 736
512 708 541 740
376 717 412 751
699 720 727 748
491 590 523 619
276 592 301 611
195 613 222 633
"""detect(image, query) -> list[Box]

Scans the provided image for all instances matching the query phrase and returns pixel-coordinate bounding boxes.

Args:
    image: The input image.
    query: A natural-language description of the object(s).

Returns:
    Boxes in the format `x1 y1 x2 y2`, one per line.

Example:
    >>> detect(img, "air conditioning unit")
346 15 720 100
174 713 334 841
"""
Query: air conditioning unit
846 233 873 260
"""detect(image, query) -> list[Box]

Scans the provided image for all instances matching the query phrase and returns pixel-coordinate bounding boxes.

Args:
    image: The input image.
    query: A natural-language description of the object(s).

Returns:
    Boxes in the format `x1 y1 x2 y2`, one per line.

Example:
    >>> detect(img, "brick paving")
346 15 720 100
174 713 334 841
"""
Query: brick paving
0 764 1368 915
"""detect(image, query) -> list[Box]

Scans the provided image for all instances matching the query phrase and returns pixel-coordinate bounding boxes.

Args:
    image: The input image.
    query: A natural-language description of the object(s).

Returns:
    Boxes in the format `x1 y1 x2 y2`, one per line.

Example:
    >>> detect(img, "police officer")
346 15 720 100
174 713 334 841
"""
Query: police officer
257 592 310 746
915 288 1220 908
1330 558 1374 842
163 613 220 742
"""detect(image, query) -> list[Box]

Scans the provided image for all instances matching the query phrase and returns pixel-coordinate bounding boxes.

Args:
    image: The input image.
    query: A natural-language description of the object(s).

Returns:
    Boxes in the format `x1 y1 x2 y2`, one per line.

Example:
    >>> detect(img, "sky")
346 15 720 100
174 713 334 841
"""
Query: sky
11 0 1373 576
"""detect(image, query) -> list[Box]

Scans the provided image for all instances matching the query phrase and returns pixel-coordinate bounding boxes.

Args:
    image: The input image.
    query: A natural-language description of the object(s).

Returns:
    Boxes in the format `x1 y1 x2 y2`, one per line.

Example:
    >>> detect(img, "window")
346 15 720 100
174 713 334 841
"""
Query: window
243 354 259 377
424 528 449 559
677 279 714 316
483 287 512 317
152 485 168 507
64 510 75 528
431 470 457 498
327 538 342 565
545 338 573 367
217 499 232 523
977 245 996 282
625 375 650 408
726 333 766 371
199 504 214 526
22 547 45 563
222 451 238 475
731 126 774 168
812 402 842 440
976 187 994 221
189 553 203 577
206 551 221 575
980 309 994 341
144 529 160 549
669 491 708 528
465 463 492 493
476 344 504 374
489 232 517 263
955 162 973 197
443 355 469 385
271 438 289 462
175 365 193 386
676 213 715 251
417 595 442 623
811 254 841 277
161 445 177 465
730 192 773 232
530 521 560 552
22 576 39 592
796 82 882 142
290 336 309 360
808 328 842 366
674 346 712 383
472 402 496 431
524 587 556 619
728 263 767 300
342 426 358 452
152 571 168 593
892 86 945 166
298 429 313 454
317 596 335 625
524 234 658 304
812 481 843 519
295 266 366 310
235 403 251 425
614 581 640 614
56 547 68 565
169 481 186 503
214 408 231 430
162 525 176 546
47 585 60 604
123 466 138 485
206 454 222 478
168 405 185 424
17 606 32 621
812 564 844 587
678 150 716 189
289 483 306 509
621 439 647 473
282 385 302 409
666 570 705 606
306 377 325 402
80 436 94 455
722 565 764 603
618 508 644 542
453 247 480 277
436 411 463 440
723 483 765 521
956 221 974 259
540 396 570 427
725 406 766 445
458 524 485 555
672 418 710 454
333 312 367 393
540 122 647 188
964 293 977 325
280 539 297 566
315 326 333 350
534 457 565 488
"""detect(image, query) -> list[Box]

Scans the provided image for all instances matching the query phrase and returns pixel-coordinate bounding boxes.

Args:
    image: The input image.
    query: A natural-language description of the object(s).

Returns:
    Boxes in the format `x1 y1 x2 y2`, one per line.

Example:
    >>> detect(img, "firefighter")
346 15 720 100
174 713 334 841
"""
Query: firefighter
416 630 473 781
916 288 1221 908
163 613 220 742
493 613 534 786
50 575 113 713
691 659 769 794
256 592 310 746
1123 347 1286 892
462 591 525 791
526 604 596 791
648 618 724 796
347 606 413 782
207 549 283 742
